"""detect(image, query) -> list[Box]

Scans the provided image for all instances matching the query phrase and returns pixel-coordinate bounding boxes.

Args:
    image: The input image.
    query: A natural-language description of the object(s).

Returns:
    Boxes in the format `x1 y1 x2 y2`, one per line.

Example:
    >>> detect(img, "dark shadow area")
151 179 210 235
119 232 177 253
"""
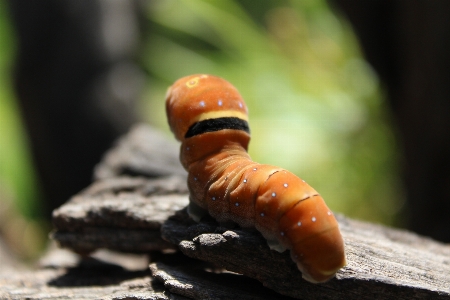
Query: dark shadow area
8 0 142 219
150 252 294 300
47 257 149 287
332 0 450 242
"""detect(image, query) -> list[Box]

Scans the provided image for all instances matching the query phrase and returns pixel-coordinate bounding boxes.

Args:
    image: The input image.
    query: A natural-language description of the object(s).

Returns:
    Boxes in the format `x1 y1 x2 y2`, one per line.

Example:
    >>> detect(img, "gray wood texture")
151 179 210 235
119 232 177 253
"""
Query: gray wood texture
1 124 449 299
93 124 186 180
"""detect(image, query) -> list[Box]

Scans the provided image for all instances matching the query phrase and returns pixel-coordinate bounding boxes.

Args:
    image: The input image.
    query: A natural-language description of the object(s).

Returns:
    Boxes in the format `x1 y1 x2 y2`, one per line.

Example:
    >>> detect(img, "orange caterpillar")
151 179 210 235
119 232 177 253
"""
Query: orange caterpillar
165 74 346 283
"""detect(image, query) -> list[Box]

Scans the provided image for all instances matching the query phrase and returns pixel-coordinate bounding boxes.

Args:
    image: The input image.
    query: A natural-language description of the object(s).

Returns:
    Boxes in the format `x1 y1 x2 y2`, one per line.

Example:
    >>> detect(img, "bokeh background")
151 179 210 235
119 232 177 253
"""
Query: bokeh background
1 0 449 262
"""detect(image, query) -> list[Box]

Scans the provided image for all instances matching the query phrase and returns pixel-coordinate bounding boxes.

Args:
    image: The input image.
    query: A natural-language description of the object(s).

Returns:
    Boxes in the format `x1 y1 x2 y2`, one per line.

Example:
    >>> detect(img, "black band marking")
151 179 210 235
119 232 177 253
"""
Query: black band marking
185 117 250 138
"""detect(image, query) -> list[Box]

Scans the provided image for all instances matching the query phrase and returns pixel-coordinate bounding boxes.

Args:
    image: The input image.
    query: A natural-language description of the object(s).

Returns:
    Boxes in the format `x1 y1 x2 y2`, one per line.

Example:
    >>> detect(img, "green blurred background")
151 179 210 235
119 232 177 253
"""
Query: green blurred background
0 0 403 261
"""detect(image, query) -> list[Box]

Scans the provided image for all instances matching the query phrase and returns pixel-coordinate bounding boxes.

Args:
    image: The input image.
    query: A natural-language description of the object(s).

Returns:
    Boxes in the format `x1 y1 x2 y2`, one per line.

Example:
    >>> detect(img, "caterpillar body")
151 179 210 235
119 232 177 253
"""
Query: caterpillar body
165 74 346 283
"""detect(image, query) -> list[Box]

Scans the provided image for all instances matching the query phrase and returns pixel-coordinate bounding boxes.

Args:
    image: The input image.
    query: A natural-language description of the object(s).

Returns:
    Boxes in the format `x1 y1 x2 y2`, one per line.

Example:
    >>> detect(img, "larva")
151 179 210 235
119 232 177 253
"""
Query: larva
165 74 346 283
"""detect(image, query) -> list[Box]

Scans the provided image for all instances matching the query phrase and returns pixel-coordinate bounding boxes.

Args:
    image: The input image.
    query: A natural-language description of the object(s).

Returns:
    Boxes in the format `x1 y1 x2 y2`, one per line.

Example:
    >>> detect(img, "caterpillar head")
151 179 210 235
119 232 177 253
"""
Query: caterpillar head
165 74 249 141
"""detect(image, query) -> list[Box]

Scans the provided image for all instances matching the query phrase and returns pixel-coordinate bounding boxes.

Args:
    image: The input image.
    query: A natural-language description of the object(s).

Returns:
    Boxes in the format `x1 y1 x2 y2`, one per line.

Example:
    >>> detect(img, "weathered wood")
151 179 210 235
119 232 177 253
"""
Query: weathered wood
150 261 293 300
0 242 193 300
94 124 186 180
162 209 450 299
50 173 450 299
52 175 188 254
0 256 176 300
4 124 450 299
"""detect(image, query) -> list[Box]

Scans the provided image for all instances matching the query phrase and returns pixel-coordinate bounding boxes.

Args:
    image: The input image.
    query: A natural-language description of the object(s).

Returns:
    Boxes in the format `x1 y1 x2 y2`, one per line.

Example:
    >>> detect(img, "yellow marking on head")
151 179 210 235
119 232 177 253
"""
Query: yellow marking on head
194 110 248 123
186 77 200 88
185 75 208 88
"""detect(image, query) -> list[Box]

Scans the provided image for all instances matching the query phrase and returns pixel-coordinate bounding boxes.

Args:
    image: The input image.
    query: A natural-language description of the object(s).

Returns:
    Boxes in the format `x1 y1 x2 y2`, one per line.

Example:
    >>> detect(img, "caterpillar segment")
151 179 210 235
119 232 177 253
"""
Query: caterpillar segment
165 74 346 283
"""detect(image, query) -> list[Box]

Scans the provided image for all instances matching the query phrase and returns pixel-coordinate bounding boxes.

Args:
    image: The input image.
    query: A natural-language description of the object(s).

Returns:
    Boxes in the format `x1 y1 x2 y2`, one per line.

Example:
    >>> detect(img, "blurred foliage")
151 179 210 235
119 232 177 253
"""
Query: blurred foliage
0 0 404 264
141 0 404 225
0 0 47 261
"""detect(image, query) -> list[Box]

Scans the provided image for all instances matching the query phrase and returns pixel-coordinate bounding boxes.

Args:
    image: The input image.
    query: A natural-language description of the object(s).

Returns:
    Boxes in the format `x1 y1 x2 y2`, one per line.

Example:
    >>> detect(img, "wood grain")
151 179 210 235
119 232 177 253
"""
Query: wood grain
2 124 449 299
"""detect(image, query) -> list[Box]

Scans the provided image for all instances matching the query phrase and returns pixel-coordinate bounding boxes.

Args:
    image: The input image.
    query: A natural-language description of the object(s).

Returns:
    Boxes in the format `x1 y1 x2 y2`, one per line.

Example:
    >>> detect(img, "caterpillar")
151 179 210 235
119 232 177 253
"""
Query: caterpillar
165 74 346 283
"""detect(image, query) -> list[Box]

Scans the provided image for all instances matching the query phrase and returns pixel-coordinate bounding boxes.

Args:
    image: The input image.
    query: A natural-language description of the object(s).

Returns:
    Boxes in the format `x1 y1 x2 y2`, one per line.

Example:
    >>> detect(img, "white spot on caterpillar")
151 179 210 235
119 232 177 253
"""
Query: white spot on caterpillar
239 102 243 108
194 177 198 181
186 147 190 151
235 202 239 207
260 213 265 217
283 183 288 188
218 99 223 106
327 211 332 216
243 179 247 183
280 232 285 236
212 197 216 201
302 179 306 183
297 221 302 226
253 168 257 171
271 192 276 197
312 217 316 222
199 101 205 107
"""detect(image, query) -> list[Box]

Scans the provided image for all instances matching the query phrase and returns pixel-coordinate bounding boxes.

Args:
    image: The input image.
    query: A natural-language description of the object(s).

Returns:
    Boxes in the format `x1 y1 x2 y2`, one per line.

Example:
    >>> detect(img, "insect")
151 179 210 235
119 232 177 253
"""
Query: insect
165 74 346 283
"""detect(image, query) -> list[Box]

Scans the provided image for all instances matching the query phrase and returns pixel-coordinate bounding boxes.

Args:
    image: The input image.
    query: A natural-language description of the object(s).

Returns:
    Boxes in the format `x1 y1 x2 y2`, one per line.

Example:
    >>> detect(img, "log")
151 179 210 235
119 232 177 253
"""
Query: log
149 261 293 300
93 124 186 180
162 209 450 299
53 125 450 299
0 254 182 300
52 175 188 254
50 173 450 299
2 124 449 299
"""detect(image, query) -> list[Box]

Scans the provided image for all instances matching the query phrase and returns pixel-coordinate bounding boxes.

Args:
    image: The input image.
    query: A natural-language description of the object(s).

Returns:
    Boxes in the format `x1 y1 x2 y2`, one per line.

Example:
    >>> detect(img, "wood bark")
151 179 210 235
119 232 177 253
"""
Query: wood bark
1 124 449 299
50 171 450 299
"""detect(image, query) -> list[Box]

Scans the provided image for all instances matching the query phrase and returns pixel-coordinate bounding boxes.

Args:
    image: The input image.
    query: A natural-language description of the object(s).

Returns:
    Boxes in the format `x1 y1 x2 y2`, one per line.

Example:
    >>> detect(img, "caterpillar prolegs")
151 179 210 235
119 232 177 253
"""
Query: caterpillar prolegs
165 74 346 283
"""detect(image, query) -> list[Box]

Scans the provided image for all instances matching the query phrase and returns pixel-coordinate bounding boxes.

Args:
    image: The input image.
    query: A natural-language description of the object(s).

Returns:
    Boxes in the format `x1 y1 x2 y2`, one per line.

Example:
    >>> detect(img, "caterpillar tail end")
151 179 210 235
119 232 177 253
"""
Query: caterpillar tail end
300 257 347 283
291 226 347 283
297 246 346 283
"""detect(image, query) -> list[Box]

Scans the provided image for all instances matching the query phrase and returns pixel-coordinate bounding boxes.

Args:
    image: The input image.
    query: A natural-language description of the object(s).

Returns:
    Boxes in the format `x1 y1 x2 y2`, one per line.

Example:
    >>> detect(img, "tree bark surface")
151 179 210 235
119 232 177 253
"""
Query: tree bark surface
2 124 449 299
